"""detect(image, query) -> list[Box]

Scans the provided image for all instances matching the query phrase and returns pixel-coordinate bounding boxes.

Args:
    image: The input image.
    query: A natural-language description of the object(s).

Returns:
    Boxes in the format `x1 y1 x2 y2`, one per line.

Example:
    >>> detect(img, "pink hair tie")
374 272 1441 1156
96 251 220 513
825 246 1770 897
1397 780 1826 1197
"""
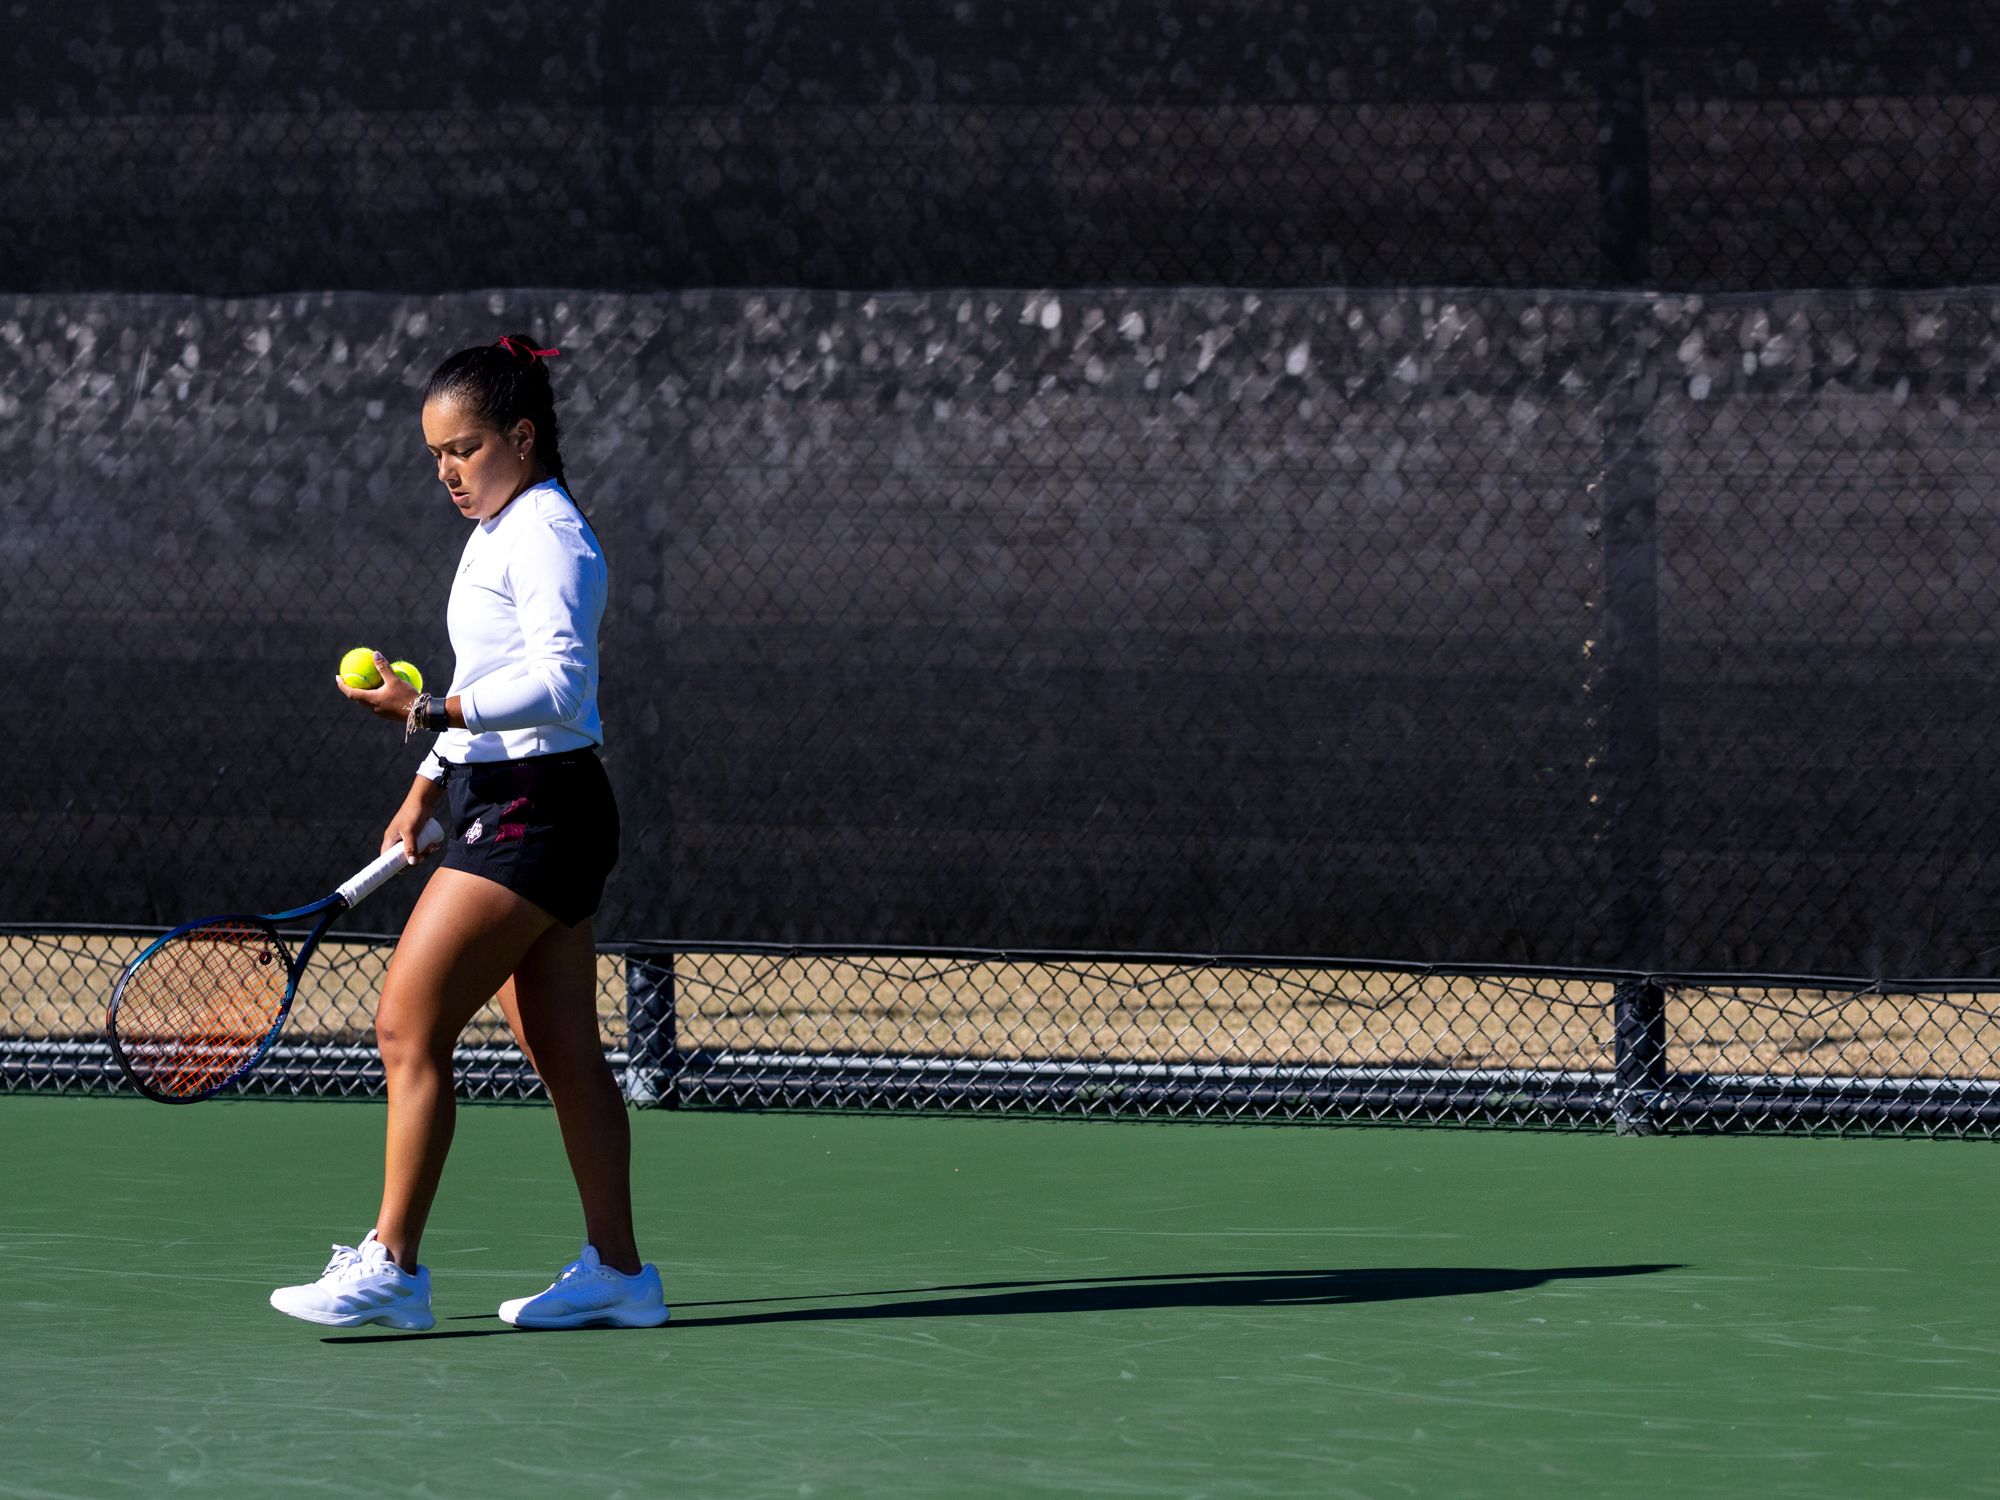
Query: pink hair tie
494 336 560 360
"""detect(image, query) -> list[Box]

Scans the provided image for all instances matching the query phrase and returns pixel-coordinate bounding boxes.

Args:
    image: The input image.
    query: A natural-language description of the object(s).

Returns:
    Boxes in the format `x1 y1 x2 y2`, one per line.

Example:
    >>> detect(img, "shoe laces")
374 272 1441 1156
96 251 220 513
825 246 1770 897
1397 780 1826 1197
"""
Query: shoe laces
553 1244 615 1286
320 1235 390 1282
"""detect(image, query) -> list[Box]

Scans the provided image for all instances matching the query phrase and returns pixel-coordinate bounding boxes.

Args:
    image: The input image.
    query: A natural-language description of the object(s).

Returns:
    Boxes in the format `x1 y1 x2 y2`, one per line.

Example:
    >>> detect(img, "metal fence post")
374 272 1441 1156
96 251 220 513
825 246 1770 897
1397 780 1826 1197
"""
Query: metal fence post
1595 0 1665 1133
1598 334 1667 1133
1595 0 1651 287
622 953 677 1108
1613 979 1666 1134
1599 354 1664 957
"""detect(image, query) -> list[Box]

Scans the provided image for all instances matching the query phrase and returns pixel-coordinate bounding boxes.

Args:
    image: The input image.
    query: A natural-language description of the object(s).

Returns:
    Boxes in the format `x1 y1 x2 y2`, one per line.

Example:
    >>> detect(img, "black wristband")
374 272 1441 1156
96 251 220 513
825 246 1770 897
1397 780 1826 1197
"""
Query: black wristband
426 698 451 732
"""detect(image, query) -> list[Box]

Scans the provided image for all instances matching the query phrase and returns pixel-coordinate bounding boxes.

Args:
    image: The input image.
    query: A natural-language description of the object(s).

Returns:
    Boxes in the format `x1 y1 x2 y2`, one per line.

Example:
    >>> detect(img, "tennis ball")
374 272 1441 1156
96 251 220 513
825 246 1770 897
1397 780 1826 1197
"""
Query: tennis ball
390 660 424 691
338 647 382 689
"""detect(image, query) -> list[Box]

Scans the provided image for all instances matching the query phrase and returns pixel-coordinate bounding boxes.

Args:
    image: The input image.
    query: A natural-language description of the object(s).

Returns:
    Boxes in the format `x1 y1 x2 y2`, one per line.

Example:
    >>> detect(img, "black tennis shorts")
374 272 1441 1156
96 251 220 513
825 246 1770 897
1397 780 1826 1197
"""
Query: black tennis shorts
436 748 619 926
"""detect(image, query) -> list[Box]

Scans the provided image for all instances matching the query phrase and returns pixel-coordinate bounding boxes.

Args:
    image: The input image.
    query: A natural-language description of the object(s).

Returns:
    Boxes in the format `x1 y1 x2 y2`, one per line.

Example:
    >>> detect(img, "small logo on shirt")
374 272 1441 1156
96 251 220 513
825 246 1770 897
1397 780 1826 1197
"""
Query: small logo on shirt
464 818 485 846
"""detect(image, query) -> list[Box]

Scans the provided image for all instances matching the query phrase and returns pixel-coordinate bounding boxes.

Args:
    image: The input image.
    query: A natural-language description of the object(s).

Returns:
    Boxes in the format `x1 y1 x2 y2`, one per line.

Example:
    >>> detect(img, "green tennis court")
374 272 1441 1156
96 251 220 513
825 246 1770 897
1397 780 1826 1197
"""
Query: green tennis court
4 1097 1997 1498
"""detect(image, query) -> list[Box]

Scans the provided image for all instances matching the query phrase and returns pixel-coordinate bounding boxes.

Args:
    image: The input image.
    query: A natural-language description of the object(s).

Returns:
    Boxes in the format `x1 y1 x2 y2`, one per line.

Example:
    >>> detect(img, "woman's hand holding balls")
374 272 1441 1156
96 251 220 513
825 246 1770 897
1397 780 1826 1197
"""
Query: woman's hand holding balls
335 648 424 722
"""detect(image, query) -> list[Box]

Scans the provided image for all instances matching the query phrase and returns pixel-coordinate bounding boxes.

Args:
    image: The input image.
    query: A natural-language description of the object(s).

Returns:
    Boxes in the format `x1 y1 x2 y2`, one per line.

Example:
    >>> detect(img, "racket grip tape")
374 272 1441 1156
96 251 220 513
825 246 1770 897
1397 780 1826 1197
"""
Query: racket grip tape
337 818 446 909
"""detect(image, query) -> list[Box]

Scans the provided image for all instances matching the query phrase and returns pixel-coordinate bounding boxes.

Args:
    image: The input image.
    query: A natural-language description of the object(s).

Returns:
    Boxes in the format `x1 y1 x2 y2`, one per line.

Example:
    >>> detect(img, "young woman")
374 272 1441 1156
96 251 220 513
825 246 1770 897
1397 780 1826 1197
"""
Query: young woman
269 336 668 1332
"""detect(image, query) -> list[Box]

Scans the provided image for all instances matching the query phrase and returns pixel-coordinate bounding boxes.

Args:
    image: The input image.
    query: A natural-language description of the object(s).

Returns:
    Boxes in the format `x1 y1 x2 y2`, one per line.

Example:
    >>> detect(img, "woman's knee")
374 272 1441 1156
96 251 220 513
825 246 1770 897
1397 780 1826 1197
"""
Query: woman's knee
375 994 458 1073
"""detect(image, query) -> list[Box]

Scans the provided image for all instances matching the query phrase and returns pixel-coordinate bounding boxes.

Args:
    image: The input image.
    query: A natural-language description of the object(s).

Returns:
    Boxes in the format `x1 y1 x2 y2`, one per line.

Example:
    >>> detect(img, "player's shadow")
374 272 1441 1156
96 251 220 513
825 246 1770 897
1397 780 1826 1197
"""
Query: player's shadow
323 1263 1679 1343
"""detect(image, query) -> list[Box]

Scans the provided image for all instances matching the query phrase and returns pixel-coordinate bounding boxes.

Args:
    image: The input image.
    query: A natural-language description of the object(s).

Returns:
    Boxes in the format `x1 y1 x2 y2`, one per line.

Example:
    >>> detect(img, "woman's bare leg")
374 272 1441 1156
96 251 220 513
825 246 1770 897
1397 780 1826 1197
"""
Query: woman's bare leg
372 867 555 1271
497 918 642 1275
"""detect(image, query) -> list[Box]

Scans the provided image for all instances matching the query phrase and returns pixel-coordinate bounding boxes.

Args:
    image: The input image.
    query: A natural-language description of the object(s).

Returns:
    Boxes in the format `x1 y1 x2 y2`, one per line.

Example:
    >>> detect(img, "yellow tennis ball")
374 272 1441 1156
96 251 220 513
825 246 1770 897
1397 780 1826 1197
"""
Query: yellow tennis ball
390 660 424 691
338 647 382 690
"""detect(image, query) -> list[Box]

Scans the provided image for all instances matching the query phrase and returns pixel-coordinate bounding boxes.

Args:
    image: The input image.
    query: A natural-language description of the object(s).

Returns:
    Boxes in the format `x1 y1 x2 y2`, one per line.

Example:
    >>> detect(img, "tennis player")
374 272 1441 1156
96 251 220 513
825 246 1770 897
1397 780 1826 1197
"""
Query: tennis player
269 336 668 1331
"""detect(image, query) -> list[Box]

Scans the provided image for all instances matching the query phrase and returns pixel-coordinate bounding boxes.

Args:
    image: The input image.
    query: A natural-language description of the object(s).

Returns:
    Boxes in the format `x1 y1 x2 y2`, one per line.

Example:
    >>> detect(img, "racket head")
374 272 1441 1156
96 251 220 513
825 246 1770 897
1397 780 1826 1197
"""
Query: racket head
107 917 297 1103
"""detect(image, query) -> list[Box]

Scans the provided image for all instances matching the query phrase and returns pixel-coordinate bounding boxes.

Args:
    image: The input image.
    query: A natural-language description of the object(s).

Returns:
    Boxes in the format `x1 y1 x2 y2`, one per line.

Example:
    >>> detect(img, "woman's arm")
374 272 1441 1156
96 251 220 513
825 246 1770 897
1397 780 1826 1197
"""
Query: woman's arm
383 774 446 863
452 517 602 733
338 521 600 735
336 653 464 727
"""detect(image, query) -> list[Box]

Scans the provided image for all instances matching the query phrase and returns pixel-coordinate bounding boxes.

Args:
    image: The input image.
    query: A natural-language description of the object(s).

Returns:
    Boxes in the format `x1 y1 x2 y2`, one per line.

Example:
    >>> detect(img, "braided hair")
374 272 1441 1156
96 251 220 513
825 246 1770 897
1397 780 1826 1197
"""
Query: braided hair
423 335 567 485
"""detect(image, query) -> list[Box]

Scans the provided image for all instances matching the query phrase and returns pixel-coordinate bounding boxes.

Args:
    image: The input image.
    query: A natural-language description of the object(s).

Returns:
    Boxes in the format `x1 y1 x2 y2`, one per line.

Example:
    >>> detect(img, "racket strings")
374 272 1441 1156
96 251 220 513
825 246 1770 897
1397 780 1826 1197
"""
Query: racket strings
114 921 292 1098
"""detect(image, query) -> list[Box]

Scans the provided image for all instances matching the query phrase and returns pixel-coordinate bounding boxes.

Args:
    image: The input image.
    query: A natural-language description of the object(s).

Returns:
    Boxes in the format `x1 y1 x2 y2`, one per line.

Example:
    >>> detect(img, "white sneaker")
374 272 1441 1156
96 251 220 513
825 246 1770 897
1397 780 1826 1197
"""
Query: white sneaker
269 1231 435 1330
498 1243 671 1329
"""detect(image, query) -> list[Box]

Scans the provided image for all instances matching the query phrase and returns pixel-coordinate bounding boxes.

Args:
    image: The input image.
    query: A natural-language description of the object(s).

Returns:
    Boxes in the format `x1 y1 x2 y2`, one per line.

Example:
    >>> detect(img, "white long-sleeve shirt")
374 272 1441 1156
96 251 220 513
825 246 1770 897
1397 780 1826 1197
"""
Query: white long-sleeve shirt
416 479 606 781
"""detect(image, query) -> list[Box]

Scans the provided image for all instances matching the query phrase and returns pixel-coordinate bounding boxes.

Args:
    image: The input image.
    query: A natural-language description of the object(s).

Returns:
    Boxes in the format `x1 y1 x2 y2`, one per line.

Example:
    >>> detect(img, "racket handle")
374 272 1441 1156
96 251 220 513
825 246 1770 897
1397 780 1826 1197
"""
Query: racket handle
337 818 446 910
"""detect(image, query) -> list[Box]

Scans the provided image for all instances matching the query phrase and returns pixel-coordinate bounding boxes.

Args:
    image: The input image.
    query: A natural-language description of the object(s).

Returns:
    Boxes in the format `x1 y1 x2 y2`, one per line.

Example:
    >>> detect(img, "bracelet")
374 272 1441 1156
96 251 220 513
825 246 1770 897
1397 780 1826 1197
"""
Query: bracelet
404 691 430 744
426 696 451 732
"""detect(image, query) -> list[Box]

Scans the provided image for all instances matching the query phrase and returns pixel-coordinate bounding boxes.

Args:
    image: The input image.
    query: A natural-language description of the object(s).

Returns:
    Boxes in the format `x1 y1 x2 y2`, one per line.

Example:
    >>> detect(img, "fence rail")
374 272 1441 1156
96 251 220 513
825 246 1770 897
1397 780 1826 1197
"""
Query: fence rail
7 928 1999 1135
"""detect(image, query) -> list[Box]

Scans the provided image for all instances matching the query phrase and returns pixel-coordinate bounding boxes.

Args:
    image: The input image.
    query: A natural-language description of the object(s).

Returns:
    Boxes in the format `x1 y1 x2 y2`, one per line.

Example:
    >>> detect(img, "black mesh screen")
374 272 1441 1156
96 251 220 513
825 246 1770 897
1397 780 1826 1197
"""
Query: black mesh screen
4 3 2000 981
3 2 1996 295
3 286 1997 974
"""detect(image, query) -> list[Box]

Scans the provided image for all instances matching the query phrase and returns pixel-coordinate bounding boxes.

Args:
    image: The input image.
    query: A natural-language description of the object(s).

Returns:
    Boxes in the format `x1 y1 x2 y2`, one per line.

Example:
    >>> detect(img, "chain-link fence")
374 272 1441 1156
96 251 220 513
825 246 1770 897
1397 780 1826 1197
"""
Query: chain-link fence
8 931 1999 1134
5 281 1999 1128
5 3 2000 1130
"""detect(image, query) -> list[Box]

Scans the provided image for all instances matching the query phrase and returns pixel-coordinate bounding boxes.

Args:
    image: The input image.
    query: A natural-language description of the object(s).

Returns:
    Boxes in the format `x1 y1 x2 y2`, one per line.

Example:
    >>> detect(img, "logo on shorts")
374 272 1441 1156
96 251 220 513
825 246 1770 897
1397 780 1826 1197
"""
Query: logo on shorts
464 817 485 845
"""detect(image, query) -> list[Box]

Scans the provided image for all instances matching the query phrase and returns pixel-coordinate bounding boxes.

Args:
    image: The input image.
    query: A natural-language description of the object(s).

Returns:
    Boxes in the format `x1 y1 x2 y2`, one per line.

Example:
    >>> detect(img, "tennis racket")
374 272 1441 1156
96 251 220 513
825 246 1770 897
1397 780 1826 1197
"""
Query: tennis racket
107 819 445 1103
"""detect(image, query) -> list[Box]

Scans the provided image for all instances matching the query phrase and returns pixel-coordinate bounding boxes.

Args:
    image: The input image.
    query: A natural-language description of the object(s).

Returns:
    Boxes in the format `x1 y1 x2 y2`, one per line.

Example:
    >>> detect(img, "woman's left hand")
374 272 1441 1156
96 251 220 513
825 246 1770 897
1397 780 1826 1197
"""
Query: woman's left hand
335 651 421 723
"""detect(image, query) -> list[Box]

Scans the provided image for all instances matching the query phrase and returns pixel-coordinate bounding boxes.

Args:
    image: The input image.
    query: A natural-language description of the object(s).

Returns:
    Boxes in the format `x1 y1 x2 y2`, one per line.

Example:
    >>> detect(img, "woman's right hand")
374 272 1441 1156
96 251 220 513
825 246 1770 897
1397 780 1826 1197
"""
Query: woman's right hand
383 777 446 865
